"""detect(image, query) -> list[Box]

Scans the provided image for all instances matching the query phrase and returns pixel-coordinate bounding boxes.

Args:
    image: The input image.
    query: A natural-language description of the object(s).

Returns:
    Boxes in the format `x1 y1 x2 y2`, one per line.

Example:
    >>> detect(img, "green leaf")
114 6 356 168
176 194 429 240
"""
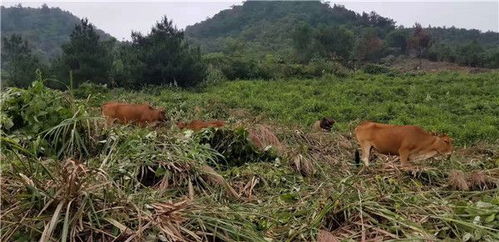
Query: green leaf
485 213 495 223
280 193 298 203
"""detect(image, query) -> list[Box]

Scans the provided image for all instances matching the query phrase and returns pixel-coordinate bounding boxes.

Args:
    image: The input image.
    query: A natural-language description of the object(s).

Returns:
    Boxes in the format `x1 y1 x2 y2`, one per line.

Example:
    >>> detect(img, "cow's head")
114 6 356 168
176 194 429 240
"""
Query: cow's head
176 122 186 129
434 134 453 156
320 117 335 131
154 108 166 122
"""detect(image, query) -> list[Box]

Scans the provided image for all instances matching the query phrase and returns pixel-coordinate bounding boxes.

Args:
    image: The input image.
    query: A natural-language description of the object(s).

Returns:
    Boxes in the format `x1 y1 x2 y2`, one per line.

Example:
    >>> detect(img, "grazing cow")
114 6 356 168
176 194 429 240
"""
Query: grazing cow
354 121 453 167
177 120 225 131
311 117 335 132
101 102 166 126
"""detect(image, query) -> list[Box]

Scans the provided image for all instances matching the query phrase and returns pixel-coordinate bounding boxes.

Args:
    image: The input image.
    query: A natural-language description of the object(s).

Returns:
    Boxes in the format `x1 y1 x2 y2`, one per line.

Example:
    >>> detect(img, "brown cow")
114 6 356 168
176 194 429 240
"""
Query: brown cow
101 102 166 126
176 120 225 131
311 117 335 132
354 121 453 167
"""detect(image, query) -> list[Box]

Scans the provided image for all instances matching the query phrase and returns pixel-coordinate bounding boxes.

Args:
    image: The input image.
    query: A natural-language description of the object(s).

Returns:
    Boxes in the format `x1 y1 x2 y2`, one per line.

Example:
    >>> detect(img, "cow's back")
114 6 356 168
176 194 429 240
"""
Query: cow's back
116 104 143 123
101 102 151 124
355 122 429 154
101 102 121 119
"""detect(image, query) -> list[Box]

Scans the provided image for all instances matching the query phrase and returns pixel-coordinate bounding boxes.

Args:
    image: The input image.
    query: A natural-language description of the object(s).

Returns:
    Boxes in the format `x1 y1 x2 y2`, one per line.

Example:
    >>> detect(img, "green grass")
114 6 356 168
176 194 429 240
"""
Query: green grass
2 71 498 241
95 71 499 145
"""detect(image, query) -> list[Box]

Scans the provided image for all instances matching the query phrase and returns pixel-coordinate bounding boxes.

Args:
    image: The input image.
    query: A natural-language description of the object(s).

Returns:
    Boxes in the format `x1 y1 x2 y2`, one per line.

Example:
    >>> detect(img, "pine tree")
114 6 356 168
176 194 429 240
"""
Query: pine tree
1 34 41 87
130 16 206 87
57 18 112 86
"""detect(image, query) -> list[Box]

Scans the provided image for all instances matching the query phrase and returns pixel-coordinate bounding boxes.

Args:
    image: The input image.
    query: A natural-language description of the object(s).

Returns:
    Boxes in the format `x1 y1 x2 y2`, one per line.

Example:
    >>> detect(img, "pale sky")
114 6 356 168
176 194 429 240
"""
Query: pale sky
2 1 498 41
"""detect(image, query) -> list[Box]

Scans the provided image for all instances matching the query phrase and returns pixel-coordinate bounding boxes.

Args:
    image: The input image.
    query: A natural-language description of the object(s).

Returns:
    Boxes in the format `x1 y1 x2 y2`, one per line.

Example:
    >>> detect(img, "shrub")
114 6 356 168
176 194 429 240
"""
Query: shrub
199 128 277 168
1 74 73 134
1 72 102 158
362 63 392 74
129 17 207 87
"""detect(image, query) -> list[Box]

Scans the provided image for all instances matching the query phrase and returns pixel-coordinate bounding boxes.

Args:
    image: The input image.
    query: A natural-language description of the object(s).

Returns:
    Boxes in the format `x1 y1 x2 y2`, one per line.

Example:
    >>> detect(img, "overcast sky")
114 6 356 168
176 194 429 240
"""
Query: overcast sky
2 1 498 41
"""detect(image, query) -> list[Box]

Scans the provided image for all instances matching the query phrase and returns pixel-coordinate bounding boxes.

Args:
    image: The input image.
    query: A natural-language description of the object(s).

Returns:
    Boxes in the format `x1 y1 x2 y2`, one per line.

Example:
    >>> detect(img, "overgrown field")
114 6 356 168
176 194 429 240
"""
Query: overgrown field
90 71 499 145
1 71 498 241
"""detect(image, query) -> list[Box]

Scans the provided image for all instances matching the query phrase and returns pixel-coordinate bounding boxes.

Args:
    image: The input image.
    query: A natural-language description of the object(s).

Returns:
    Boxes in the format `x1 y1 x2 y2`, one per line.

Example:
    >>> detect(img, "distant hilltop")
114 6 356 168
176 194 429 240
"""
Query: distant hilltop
1 4 113 61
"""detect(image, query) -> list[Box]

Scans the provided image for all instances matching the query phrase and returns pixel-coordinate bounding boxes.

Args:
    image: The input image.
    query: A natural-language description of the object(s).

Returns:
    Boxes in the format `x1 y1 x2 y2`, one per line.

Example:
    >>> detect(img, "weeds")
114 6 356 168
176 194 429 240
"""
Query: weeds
1 71 498 241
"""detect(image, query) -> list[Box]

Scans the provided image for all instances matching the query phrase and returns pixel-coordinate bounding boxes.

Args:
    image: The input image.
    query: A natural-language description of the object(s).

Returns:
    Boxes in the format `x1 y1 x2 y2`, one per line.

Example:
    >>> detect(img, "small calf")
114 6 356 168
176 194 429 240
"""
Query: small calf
311 117 335 132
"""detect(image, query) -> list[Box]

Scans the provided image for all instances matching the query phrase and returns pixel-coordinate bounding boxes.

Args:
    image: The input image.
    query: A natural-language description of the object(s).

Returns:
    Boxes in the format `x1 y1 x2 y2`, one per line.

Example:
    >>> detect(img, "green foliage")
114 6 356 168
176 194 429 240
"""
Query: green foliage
427 43 456 62
55 18 114 87
354 28 385 62
1 34 44 87
128 16 207 88
186 1 499 68
291 22 314 62
450 198 499 241
485 49 499 68
1 71 73 134
291 24 354 63
0 5 112 61
456 40 486 67
314 25 354 62
199 128 277 168
204 53 350 81
72 82 109 99
385 27 409 54
362 63 392 74
1 71 101 158
1 71 498 241
186 2 395 58
191 72 496 145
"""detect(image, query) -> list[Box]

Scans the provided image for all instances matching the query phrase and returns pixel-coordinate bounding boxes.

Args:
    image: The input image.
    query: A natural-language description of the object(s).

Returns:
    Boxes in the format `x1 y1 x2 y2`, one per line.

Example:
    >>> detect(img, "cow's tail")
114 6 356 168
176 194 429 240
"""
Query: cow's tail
354 150 361 166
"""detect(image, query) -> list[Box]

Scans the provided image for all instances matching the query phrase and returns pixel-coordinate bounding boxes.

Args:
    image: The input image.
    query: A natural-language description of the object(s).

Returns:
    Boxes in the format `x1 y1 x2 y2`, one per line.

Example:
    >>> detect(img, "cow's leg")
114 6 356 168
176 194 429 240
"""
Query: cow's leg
104 117 114 129
360 142 372 166
399 148 411 167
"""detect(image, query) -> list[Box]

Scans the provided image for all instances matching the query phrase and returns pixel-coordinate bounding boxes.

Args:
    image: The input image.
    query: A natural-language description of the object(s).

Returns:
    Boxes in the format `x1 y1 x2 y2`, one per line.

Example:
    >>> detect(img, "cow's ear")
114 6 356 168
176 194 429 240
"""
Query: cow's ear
442 136 451 143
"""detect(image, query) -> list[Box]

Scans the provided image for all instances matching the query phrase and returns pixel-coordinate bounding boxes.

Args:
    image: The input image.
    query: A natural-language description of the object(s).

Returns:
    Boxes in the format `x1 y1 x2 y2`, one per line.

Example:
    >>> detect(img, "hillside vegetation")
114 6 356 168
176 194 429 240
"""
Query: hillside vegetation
1 4 112 61
186 1 395 54
2 3 499 90
186 1 499 68
1 71 498 241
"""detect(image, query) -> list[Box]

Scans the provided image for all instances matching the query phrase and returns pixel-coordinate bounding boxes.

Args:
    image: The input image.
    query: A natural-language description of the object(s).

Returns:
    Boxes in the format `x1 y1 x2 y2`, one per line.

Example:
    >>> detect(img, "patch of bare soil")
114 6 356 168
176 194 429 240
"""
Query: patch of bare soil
390 57 492 74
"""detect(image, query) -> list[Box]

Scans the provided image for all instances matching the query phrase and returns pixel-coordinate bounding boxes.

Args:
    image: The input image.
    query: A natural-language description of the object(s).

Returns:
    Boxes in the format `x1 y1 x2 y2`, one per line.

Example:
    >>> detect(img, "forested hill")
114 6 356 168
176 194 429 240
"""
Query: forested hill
185 1 395 54
185 1 499 59
1 5 113 61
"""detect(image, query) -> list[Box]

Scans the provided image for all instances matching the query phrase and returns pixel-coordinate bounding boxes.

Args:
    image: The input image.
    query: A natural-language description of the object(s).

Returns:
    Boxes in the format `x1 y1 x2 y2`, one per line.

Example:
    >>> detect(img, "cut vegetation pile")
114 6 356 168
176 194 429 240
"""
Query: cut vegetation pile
1 72 498 241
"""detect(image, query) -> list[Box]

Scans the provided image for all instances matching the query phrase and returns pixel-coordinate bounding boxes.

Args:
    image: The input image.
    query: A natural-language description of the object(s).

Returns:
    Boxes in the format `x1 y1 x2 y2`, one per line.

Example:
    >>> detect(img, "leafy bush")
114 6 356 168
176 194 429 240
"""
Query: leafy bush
1 74 73 134
362 63 392 74
205 53 350 80
128 17 207 87
1 72 102 158
55 18 114 87
72 82 109 99
199 128 277 168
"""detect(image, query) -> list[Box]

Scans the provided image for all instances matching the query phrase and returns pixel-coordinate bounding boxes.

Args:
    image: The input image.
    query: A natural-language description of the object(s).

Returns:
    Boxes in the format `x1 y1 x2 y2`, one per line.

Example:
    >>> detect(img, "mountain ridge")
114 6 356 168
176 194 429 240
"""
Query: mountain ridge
1 4 114 61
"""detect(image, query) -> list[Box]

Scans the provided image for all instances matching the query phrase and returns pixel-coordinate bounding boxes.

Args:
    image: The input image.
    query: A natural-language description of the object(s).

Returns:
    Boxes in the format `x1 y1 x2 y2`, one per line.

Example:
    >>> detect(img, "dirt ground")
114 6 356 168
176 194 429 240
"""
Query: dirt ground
389 57 492 73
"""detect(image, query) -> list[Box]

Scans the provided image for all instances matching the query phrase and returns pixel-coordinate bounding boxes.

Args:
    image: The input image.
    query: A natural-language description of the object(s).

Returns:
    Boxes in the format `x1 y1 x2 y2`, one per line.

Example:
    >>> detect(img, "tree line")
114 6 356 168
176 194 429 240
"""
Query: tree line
2 12 498 89
2 17 206 88
291 22 499 69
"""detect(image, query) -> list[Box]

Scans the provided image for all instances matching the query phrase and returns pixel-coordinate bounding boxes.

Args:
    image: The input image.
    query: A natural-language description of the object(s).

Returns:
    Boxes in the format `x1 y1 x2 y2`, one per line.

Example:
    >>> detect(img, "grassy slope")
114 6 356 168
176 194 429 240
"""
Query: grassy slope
100 71 499 145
